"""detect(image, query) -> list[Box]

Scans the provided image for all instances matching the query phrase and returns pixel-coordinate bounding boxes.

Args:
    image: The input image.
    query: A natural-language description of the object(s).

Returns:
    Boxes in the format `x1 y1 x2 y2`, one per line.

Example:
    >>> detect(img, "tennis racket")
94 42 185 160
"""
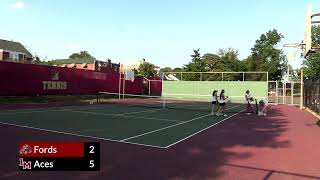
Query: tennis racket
255 99 258 115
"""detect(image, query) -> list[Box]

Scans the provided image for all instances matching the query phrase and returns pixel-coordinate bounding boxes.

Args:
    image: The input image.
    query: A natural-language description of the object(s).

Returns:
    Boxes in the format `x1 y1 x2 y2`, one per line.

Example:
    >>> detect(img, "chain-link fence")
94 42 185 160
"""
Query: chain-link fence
304 76 320 114
268 81 301 106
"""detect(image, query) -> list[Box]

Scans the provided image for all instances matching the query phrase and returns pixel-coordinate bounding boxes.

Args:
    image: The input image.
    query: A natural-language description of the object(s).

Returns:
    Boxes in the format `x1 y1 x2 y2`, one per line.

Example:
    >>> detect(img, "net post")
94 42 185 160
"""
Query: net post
242 72 245 81
200 73 202 81
222 72 224 81
300 69 304 109
181 72 182 81
162 97 166 109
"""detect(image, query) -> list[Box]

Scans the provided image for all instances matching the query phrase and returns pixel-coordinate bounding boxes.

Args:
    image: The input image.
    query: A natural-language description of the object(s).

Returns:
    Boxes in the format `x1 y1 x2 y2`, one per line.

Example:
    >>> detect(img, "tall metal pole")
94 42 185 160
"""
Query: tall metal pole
161 72 165 109
118 64 122 100
267 72 269 101
291 82 294 105
276 80 278 105
283 82 286 104
300 69 304 109
123 71 125 99
148 80 151 96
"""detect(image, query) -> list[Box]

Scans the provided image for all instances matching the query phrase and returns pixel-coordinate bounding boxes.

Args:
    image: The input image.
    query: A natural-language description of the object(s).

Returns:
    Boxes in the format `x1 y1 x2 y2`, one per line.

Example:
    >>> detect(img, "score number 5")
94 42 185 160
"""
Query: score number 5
89 145 95 168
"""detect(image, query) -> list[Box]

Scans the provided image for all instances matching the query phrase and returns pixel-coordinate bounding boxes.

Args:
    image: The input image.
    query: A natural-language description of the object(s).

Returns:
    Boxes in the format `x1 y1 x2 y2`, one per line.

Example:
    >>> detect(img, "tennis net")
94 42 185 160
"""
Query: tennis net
98 92 248 113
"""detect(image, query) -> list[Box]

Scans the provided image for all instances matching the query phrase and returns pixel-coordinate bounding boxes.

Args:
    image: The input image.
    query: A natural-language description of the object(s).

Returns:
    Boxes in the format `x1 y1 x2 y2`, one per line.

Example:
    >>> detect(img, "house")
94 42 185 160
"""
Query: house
121 59 145 72
122 59 161 74
53 58 120 73
0 39 33 63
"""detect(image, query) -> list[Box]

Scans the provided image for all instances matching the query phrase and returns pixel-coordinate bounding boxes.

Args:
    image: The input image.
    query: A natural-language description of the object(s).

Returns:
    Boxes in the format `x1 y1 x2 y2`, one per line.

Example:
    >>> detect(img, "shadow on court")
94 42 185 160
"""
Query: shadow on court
0 105 320 180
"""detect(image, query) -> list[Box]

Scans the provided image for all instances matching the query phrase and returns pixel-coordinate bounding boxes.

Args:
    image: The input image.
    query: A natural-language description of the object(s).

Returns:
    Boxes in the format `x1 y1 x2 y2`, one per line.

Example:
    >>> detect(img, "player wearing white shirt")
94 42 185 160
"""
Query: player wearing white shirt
217 89 228 116
211 90 218 115
245 90 254 114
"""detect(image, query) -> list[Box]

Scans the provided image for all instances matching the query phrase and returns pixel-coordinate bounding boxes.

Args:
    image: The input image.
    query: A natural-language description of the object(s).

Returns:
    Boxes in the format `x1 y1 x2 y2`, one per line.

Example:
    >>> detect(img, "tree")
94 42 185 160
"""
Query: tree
182 49 207 80
138 61 156 78
183 48 206 72
202 53 220 71
33 56 55 66
303 53 320 78
161 67 173 72
200 49 247 80
69 51 95 59
312 25 320 46
247 29 287 80
33 56 42 64
302 25 320 78
172 67 183 72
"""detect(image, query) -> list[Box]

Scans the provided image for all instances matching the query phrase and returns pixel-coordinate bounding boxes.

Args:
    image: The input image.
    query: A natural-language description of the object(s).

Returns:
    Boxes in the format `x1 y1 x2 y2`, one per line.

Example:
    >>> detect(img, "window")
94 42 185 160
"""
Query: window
9 52 19 62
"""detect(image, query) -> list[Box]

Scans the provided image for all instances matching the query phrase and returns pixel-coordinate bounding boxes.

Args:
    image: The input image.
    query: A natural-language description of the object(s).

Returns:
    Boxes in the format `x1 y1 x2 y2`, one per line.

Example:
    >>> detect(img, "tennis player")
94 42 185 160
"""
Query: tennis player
211 90 218 115
245 90 254 114
258 99 268 116
218 89 228 116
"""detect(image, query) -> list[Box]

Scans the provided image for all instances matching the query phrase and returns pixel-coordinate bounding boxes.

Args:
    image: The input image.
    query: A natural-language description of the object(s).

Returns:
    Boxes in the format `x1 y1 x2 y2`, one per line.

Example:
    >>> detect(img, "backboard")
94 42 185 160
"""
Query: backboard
125 69 135 81
304 4 312 58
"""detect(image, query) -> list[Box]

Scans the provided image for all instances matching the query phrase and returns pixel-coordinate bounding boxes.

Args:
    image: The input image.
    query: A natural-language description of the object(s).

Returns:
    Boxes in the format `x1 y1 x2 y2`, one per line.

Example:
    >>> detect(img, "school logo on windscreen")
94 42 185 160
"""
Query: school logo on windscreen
51 70 59 80
42 70 67 90
19 144 33 155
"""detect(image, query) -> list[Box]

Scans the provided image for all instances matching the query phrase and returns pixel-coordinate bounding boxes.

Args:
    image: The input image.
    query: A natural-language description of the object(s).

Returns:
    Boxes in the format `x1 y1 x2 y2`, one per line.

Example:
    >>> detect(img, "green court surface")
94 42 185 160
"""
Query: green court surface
0 103 245 148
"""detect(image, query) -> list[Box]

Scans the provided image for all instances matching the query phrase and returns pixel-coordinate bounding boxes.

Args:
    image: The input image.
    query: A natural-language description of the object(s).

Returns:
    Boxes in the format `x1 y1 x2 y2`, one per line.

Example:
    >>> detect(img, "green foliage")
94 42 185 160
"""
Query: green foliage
69 51 95 60
49 51 96 65
161 67 173 72
180 48 248 80
247 29 287 80
183 49 206 72
33 56 55 66
138 60 157 78
173 67 183 72
182 49 206 80
303 52 320 78
52 58 95 65
311 25 320 46
133 68 139 75
33 56 41 64
303 25 320 78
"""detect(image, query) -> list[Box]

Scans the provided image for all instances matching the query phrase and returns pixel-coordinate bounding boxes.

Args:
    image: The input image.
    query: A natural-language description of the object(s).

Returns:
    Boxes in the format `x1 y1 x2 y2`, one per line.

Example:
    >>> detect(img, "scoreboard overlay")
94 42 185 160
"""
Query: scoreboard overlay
18 142 100 171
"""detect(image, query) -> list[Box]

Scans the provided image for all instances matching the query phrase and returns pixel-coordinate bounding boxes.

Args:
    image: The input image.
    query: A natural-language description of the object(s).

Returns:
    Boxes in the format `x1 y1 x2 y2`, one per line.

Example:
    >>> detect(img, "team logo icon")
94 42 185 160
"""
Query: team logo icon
19 144 33 155
51 70 59 80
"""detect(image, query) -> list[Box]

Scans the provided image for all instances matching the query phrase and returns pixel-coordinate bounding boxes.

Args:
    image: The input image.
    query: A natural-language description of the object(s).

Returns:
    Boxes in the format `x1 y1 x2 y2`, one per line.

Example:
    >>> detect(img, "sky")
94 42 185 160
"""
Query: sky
0 0 319 69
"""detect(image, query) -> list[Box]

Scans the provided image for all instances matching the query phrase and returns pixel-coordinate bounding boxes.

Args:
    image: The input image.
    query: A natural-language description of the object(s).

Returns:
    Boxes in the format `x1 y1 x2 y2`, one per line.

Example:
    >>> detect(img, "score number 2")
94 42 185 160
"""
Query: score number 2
89 145 95 168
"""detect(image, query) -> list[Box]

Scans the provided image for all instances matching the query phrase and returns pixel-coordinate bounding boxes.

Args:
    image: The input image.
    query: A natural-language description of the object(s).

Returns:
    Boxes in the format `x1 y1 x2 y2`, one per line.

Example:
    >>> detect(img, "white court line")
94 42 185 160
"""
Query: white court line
70 110 183 123
0 103 114 112
0 121 166 149
120 108 163 115
0 104 118 115
1 102 164 115
120 105 241 142
164 109 246 148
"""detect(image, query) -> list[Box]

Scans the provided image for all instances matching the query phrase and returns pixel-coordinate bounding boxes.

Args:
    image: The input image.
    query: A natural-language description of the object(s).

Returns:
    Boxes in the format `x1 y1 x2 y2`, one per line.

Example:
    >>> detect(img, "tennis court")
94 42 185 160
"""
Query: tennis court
0 97 245 148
